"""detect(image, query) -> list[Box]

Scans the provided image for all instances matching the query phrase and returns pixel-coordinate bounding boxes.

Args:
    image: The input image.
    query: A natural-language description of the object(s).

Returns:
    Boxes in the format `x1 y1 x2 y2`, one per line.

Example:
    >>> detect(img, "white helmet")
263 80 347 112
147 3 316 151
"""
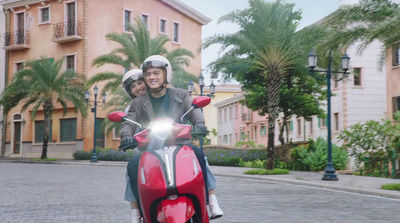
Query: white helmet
141 55 172 83
122 69 143 99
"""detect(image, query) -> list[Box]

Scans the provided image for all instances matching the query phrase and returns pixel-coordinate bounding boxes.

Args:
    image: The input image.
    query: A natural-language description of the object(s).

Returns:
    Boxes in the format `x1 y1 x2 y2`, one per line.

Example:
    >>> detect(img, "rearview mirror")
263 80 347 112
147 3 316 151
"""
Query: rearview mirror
108 111 126 123
192 96 211 108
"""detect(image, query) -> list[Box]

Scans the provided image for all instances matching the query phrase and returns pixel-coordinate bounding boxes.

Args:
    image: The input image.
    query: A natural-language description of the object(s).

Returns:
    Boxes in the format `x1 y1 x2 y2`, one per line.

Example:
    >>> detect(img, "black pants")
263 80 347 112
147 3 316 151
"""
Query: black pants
127 144 209 214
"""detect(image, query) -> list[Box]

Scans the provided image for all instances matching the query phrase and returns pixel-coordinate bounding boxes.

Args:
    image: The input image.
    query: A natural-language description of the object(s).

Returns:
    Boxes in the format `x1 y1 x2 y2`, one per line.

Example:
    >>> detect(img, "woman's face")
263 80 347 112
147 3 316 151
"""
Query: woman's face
130 79 147 97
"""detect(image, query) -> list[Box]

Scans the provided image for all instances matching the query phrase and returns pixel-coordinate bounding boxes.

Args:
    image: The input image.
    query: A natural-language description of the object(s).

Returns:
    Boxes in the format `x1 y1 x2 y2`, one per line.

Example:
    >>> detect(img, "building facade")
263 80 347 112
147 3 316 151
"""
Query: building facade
214 93 268 147
274 40 387 157
0 4 6 157
1 0 210 158
201 84 242 145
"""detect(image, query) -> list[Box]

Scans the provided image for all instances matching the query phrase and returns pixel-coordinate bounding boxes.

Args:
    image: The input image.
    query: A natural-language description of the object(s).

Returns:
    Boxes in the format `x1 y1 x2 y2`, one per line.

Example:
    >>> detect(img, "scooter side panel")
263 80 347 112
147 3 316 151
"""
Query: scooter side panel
175 146 209 223
138 152 168 223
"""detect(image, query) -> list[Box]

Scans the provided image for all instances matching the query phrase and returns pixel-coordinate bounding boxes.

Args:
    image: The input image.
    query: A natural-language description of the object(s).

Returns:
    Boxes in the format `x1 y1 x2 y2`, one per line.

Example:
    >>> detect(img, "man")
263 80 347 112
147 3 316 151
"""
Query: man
120 55 223 223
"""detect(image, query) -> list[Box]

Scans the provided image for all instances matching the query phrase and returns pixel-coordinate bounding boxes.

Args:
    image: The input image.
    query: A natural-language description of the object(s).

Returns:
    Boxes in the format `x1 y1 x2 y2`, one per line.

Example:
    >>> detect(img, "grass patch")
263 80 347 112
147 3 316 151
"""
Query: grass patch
381 183 400 191
31 158 59 161
244 168 289 175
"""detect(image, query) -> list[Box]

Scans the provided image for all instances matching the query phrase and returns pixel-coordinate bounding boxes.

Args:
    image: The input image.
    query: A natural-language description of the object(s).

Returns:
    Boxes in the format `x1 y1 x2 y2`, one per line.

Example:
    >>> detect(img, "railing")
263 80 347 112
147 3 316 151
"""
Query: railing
241 112 252 122
53 21 82 39
4 30 30 47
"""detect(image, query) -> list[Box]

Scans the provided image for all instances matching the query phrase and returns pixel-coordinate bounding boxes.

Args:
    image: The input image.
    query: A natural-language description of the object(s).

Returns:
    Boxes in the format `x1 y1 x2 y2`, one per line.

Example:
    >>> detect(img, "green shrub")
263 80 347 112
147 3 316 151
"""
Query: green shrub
244 168 289 175
287 138 348 171
381 183 400 191
73 148 139 161
204 149 266 166
238 159 266 168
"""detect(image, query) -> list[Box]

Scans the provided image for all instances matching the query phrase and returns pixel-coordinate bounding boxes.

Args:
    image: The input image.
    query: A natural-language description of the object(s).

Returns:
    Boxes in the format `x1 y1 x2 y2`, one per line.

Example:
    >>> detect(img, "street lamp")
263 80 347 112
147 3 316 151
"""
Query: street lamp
307 48 350 181
187 74 216 98
85 85 106 163
187 75 216 150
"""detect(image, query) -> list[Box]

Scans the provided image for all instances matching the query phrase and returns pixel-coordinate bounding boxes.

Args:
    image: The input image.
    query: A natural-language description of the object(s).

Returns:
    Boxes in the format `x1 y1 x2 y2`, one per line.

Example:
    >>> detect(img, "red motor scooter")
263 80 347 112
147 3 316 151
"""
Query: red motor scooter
108 96 211 223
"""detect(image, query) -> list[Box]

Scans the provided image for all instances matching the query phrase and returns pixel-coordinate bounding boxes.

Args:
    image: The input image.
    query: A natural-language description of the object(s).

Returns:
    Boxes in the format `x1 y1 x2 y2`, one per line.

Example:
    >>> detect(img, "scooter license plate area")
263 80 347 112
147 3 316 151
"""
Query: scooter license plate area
156 196 195 223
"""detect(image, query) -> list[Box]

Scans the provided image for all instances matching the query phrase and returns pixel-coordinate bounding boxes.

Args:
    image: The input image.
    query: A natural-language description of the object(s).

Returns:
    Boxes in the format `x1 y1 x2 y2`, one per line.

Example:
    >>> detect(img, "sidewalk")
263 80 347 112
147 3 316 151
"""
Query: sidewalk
1 157 400 199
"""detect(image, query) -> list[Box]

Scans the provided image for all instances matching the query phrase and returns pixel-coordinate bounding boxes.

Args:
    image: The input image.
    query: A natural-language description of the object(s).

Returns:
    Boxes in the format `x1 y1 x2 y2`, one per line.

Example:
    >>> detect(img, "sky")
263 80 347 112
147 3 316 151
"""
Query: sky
179 0 351 85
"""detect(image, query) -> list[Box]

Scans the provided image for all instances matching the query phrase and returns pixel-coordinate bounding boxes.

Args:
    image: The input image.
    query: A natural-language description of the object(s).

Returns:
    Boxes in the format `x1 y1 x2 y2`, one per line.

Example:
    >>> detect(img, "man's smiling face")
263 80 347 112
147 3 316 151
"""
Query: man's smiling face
144 67 165 90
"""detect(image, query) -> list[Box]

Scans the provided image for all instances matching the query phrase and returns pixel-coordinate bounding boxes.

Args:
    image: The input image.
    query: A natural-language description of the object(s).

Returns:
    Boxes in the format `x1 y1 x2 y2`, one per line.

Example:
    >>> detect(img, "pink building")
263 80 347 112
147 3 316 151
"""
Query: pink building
214 93 268 147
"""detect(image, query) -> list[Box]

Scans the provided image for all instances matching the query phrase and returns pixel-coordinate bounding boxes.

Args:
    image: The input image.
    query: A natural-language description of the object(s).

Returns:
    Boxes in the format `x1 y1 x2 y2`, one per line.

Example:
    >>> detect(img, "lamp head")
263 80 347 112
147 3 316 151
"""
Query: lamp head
307 48 317 70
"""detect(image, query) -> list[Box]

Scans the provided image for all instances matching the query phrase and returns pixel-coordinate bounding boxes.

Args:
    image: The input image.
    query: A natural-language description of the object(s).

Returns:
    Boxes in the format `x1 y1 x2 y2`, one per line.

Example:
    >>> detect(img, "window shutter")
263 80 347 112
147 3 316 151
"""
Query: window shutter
318 118 321 127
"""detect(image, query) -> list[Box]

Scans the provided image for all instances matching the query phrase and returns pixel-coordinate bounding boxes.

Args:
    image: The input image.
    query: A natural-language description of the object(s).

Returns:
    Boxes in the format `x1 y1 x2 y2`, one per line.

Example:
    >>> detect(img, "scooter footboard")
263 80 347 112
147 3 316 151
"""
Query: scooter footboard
156 196 195 223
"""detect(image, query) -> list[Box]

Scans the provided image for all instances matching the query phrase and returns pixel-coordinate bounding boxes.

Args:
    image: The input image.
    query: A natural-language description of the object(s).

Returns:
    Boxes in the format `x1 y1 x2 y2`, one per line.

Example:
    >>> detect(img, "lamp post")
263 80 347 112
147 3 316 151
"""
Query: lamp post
307 49 350 181
85 85 106 163
187 75 216 150
187 74 216 98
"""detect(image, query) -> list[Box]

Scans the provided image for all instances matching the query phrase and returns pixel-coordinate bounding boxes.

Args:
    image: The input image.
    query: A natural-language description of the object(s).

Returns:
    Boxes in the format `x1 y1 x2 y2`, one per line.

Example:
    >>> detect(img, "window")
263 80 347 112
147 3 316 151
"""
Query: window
334 113 339 132
35 120 52 143
289 121 293 132
39 6 50 24
123 9 132 32
218 109 222 122
113 126 121 139
240 132 245 141
229 134 232 145
14 62 24 75
260 125 266 136
95 118 105 148
254 126 257 140
393 43 400 66
66 2 76 36
223 135 227 144
392 96 400 118
229 106 233 119
66 54 76 71
297 119 302 136
173 22 181 43
224 108 227 121
309 119 313 135
159 18 167 34
15 12 25 44
319 117 327 128
141 14 149 28
235 104 238 118
60 118 77 142
353 68 362 86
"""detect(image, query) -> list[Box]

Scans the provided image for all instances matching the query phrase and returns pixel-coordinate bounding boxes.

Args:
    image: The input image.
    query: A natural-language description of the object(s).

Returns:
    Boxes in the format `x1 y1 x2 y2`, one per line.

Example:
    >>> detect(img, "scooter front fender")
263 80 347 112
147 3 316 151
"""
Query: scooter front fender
156 196 195 223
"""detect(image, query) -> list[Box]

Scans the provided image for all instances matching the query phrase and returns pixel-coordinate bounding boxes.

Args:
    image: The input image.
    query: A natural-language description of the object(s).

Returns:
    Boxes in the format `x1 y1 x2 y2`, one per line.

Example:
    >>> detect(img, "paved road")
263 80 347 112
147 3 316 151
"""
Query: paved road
1 163 399 223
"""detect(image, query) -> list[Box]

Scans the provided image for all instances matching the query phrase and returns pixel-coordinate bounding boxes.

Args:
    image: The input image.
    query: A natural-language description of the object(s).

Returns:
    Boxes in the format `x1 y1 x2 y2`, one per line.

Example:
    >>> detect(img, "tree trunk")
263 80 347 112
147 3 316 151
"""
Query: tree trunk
40 101 53 159
266 78 281 170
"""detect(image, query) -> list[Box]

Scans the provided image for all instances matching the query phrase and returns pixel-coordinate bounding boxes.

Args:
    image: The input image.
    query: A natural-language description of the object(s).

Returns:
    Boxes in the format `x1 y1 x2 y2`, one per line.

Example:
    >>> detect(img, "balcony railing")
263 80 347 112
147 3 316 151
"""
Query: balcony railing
52 21 83 43
241 112 252 123
3 30 30 50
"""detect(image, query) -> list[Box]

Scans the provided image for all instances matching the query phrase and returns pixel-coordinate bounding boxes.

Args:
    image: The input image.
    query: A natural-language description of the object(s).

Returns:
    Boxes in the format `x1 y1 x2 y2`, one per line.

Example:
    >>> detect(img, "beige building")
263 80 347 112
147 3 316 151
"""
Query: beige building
386 43 400 119
0 0 210 158
202 84 242 145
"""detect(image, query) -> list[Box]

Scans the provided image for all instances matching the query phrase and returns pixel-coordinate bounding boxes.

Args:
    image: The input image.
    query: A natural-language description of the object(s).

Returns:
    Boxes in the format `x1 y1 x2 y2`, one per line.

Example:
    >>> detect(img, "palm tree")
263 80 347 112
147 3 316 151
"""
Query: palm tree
322 0 400 64
0 57 87 159
87 17 196 94
204 0 325 169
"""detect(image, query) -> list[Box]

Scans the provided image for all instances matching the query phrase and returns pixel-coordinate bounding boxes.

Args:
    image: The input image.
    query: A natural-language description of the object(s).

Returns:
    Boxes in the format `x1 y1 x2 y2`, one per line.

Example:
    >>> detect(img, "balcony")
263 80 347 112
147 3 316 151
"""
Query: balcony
52 21 83 43
241 112 252 123
3 31 30 50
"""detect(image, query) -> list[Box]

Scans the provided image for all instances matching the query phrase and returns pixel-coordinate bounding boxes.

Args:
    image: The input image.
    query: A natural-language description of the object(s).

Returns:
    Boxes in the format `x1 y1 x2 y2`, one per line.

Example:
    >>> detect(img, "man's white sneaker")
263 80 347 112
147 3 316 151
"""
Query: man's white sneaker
209 194 223 219
131 209 141 223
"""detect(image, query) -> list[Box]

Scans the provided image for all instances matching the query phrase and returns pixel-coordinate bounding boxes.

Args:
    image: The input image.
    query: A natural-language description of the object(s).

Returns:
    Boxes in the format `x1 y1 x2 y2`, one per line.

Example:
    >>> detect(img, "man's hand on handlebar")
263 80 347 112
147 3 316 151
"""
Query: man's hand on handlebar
192 125 208 137
119 137 137 151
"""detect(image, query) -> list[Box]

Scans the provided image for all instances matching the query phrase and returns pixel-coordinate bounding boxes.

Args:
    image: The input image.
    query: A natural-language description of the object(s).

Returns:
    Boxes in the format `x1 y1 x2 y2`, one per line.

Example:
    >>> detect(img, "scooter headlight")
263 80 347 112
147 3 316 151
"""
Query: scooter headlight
148 118 174 139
